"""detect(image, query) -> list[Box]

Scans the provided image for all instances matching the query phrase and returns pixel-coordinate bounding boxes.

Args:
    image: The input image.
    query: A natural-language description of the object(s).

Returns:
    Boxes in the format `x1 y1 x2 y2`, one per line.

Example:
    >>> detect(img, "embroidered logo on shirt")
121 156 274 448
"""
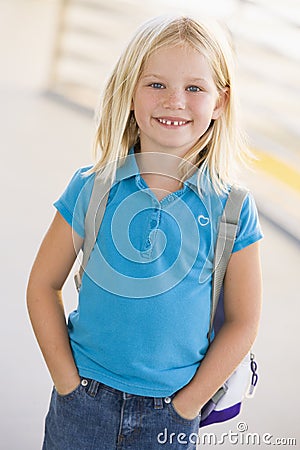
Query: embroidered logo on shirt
198 215 210 226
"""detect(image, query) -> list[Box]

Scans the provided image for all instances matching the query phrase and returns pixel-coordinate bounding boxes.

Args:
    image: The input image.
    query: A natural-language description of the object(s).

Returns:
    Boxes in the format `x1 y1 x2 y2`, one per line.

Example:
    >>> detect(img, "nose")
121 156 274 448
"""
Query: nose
162 89 185 110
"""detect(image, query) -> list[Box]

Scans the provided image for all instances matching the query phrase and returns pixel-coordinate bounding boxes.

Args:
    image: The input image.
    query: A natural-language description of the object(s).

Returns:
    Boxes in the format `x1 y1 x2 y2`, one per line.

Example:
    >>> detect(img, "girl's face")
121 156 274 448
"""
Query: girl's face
132 44 227 158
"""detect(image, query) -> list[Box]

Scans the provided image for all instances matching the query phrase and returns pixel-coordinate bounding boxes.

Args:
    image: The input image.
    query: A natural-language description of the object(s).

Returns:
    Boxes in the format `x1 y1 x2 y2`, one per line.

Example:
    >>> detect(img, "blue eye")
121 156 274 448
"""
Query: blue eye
150 83 164 89
187 86 201 92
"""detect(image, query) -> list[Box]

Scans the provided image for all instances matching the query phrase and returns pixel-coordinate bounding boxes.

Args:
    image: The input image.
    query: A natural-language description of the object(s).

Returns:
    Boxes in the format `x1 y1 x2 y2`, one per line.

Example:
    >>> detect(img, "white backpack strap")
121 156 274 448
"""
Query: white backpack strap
207 186 248 342
74 173 112 292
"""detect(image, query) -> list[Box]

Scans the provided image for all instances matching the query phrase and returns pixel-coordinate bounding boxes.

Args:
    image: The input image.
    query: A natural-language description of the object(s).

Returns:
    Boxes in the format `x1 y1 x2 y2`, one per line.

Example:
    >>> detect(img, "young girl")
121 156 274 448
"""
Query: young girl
27 15 263 450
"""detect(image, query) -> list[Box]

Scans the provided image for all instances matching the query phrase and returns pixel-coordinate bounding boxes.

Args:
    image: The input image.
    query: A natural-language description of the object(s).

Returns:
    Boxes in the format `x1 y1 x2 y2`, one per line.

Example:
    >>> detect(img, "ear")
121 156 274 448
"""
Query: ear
212 87 229 120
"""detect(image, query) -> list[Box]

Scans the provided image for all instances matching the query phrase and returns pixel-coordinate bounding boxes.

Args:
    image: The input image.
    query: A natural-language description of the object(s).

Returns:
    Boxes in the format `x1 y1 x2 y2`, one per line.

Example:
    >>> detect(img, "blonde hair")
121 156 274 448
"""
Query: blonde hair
89 14 251 193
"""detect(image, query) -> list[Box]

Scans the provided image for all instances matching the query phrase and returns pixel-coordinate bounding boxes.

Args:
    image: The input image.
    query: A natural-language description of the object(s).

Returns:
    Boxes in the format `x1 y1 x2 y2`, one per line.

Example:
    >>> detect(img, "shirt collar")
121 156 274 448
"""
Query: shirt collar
115 148 139 182
115 147 200 194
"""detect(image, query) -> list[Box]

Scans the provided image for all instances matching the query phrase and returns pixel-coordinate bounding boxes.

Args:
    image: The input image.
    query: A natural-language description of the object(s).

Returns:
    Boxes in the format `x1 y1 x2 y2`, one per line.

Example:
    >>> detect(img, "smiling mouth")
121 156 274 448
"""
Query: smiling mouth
156 118 191 127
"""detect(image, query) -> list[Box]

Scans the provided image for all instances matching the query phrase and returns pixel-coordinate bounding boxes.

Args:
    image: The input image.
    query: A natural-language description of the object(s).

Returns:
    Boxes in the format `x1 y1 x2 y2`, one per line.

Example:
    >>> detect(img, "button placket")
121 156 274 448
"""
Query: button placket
141 206 161 257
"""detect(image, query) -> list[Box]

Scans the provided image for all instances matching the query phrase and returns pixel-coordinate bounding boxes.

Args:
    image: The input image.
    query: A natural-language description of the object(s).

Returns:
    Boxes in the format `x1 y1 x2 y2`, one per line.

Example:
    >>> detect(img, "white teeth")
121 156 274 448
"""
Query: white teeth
157 118 187 126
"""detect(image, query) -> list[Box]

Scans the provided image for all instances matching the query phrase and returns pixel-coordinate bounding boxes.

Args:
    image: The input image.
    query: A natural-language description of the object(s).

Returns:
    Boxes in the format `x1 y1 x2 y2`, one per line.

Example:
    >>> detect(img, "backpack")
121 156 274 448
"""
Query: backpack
74 170 258 428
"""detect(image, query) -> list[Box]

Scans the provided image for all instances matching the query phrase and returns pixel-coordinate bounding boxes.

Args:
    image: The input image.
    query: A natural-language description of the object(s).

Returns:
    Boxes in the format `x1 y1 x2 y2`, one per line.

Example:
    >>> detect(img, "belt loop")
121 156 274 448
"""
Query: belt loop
86 379 100 398
154 397 163 409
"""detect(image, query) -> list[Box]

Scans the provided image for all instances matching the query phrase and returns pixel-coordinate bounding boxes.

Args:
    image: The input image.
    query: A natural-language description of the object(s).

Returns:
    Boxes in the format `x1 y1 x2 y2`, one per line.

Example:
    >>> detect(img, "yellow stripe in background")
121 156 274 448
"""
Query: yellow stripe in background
252 148 300 193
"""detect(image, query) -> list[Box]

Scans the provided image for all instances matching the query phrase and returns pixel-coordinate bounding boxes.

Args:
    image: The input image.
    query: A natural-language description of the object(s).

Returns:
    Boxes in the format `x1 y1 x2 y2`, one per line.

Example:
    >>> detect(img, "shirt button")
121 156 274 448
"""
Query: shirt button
150 219 157 228
144 239 151 250
164 396 172 404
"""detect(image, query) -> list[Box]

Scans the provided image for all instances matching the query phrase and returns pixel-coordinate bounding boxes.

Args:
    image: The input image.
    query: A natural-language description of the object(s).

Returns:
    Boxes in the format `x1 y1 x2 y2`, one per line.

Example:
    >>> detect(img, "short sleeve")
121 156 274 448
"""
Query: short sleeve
232 192 263 253
53 166 95 238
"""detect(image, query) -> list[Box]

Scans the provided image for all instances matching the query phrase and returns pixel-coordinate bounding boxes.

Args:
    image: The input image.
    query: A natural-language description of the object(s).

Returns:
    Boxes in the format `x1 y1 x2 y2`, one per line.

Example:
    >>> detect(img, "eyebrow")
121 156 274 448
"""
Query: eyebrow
189 77 210 85
141 73 210 85
141 73 163 80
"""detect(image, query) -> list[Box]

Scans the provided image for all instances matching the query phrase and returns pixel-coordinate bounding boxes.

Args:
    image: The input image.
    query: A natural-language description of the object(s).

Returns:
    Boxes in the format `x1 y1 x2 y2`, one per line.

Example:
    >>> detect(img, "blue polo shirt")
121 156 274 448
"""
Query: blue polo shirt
54 152 263 397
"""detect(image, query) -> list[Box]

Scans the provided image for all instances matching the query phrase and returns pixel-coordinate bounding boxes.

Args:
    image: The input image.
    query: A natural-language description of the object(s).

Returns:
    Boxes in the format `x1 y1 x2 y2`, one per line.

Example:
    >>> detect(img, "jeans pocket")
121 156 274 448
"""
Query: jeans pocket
54 382 82 401
168 401 201 423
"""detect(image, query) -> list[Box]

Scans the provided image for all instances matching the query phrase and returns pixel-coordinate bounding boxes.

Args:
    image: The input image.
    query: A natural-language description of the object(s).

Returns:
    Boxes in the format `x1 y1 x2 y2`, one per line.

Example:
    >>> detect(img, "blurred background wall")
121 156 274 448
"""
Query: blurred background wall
0 1 299 449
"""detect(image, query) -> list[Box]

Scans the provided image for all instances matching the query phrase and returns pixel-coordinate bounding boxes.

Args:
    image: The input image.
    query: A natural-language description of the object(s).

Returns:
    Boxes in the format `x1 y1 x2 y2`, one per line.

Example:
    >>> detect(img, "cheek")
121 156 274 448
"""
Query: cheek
133 94 158 123
133 105 149 130
191 97 217 119
134 88 159 109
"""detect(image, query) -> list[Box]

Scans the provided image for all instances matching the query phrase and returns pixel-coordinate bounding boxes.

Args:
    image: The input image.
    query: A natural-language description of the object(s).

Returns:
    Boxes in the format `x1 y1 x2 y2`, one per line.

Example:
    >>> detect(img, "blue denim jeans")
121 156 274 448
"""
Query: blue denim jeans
42 378 201 449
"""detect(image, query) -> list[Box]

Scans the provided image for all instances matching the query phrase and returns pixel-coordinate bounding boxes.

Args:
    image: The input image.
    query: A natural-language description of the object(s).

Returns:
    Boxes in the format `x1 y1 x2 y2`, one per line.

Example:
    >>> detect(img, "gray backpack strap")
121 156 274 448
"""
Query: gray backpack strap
74 173 112 292
207 186 248 342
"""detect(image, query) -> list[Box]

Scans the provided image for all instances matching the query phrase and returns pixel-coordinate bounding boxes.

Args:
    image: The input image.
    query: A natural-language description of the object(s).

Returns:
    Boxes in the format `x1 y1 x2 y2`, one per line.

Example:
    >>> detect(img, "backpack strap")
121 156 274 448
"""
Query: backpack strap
74 173 112 292
207 186 248 342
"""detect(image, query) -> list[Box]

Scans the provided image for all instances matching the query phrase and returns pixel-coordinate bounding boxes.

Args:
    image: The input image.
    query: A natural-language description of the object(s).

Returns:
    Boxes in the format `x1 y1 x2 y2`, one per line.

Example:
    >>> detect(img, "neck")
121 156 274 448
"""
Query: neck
134 150 181 179
134 150 195 201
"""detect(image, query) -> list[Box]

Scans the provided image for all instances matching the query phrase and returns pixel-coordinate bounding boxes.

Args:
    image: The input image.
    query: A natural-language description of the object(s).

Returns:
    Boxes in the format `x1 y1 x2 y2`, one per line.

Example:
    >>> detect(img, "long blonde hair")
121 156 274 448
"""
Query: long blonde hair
89 14 251 193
